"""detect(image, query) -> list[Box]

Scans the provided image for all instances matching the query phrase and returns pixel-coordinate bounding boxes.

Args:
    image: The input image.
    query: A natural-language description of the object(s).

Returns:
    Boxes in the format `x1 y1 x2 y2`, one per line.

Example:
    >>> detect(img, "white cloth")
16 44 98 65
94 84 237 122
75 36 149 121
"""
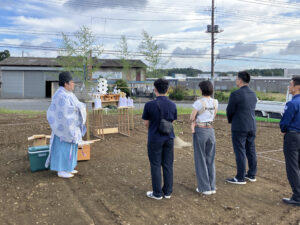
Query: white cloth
193 97 218 123
45 87 87 168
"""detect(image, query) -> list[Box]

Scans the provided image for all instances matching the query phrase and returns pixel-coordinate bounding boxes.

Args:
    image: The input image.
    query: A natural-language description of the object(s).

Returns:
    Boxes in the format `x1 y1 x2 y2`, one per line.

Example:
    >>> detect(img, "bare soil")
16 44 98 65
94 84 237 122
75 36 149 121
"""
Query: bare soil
0 113 299 225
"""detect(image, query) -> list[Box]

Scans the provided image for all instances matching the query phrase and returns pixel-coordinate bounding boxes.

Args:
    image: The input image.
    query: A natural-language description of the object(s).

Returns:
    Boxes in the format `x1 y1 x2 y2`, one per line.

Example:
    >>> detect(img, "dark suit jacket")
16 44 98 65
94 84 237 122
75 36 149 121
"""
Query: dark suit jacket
226 86 257 132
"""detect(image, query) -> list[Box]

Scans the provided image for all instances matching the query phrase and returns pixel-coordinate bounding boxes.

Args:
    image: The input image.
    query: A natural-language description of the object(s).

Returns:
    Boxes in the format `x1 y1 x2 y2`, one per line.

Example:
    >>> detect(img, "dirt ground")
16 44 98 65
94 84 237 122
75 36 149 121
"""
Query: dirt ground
0 113 299 225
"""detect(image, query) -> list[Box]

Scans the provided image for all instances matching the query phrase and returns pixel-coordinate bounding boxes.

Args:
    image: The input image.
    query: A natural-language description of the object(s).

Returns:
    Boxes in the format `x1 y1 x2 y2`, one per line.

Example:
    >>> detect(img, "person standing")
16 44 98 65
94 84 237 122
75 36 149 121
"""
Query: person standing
190 80 218 195
142 78 177 200
46 71 87 178
280 76 300 206
226 71 258 184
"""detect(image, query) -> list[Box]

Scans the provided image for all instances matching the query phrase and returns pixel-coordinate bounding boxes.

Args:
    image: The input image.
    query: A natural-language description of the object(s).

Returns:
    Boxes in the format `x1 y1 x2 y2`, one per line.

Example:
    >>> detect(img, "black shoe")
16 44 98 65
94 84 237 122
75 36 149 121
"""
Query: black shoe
245 175 256 182
226 177 246 184
282 198 300 206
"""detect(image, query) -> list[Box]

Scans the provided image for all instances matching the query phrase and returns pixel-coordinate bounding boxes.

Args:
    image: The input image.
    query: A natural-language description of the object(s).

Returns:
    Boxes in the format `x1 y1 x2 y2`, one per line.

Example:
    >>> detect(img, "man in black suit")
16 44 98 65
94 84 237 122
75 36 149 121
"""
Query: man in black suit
226 71 258 184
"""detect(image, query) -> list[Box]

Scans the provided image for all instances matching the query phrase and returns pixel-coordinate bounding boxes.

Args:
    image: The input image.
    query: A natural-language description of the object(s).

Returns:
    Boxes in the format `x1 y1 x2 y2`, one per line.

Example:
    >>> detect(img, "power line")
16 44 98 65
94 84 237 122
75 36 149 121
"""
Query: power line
1 43 300 64
215 9 300 26
237 0 300 9
0 28 213 43
3 27 300 48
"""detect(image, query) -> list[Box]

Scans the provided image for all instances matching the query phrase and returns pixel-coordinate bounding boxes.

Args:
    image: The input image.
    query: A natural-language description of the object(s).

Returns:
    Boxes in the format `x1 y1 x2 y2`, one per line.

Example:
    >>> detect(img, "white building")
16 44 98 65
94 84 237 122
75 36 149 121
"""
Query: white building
284 68 300 77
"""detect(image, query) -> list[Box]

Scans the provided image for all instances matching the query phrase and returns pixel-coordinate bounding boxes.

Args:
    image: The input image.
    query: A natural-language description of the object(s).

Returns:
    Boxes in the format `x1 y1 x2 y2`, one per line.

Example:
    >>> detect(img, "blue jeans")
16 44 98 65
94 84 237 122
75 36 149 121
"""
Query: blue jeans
147 139 174 197
232 131 257 180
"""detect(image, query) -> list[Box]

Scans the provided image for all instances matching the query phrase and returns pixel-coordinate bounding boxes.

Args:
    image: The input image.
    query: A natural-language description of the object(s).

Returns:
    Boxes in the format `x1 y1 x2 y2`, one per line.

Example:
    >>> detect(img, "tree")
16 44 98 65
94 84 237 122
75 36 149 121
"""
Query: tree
0 50 10 61
114 79 130 97
116 35 134 81
138 30 169 78
57 26 103 86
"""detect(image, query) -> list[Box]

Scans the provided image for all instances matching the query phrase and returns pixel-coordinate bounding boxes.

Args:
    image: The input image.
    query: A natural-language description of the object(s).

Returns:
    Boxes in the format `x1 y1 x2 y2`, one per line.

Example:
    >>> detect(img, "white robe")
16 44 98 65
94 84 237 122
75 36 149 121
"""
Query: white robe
45 87 86 167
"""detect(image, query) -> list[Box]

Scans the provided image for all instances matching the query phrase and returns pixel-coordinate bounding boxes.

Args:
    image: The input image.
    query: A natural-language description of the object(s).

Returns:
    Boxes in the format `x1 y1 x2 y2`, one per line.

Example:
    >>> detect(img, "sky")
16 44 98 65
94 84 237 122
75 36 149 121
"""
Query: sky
1 0 300 72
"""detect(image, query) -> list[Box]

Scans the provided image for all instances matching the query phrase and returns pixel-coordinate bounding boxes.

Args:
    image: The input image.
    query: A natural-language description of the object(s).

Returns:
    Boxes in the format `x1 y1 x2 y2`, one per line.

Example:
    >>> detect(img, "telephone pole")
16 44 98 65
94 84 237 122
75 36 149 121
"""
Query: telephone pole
206 0 222 90
211 0 215 83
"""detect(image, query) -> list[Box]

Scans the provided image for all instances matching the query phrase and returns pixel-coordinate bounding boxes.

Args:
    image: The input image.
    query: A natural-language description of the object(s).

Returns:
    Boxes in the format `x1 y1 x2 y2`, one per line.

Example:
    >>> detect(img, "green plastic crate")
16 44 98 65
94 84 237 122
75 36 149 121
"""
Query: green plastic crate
28 145 50 172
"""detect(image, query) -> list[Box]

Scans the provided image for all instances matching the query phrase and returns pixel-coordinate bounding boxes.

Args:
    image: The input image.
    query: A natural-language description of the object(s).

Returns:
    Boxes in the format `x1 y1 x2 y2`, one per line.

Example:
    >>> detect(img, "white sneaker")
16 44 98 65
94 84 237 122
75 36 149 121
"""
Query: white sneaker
71 170 78 174
164 195 171 199
146 191 162 200
196 188 212 195
211 190 216 194
57 171 74 178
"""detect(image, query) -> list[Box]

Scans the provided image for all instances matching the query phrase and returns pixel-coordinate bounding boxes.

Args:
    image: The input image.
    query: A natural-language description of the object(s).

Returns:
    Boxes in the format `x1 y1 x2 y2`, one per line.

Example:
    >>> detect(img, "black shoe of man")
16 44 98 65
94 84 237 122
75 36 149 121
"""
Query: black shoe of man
282 197 300 206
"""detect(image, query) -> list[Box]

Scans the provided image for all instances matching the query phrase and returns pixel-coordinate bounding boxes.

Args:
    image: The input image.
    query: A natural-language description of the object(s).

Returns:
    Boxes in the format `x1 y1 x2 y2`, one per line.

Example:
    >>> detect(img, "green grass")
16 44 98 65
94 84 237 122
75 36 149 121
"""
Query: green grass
0 107 280 123
0 108 45 115
185 90 286 102
255 117 280 123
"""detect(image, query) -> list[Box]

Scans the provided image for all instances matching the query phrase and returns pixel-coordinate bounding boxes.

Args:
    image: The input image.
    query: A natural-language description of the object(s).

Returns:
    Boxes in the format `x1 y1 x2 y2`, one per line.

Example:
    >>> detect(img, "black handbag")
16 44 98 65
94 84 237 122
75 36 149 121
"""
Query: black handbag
156 100 173 135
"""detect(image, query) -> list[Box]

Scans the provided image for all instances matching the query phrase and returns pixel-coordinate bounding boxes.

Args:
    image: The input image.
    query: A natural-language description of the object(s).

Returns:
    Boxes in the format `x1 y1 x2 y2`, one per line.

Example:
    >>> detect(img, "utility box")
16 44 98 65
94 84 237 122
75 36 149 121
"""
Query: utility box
28 145 49 172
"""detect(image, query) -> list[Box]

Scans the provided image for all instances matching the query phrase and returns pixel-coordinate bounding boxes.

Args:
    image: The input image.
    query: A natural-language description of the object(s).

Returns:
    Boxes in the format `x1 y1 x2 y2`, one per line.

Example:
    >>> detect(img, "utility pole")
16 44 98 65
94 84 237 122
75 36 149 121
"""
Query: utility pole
211 0 215 84
206 0 222 96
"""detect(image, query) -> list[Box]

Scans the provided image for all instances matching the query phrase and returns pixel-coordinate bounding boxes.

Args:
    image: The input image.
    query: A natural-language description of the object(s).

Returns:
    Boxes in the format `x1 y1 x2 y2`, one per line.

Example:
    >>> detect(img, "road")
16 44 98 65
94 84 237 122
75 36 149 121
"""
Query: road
0 98 228 111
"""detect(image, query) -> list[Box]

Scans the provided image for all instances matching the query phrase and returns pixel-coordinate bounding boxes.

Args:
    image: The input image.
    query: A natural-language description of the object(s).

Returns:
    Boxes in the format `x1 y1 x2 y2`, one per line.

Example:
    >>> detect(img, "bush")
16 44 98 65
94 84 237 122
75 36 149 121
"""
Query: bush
256 92 275 101
114 79 130 96
169 86 186 101
214 91 228 102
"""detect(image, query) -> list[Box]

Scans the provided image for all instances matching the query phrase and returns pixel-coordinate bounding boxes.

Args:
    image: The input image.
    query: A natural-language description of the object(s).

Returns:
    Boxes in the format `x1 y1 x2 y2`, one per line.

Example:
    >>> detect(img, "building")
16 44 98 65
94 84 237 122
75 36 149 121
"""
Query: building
0 57 146 98
284 68 300 77
173 73 186 80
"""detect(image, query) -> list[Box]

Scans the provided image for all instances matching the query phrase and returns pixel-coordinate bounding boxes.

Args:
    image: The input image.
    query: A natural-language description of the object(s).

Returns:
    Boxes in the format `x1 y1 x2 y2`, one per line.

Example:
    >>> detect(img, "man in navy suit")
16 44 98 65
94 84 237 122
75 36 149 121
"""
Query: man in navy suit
226 71 258 184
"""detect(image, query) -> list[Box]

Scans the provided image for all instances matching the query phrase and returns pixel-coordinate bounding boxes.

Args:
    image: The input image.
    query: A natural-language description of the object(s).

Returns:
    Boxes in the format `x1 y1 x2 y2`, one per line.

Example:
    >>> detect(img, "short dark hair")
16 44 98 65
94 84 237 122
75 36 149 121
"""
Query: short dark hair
238 71 251 83
154 78 169 94
199 80 213 96
59 71 73 87
292 76 300 86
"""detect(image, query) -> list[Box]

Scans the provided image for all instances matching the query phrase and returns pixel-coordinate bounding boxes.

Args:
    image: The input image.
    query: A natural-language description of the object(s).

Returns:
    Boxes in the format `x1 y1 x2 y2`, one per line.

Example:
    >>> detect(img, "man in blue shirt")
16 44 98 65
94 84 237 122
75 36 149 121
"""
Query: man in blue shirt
142 78 177 200
280 76 300 206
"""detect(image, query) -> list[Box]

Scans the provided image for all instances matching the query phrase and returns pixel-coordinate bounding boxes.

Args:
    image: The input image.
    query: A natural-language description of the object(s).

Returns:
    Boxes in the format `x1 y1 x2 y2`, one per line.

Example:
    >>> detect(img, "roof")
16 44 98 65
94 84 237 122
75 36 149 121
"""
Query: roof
0 57 60 67
0 57 146 68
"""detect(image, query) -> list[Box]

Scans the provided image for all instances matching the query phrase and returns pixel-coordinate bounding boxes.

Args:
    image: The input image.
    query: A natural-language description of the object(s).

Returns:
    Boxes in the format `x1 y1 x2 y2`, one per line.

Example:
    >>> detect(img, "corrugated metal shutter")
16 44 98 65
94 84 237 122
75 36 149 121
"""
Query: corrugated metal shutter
2 71 24 98
24 71 45 98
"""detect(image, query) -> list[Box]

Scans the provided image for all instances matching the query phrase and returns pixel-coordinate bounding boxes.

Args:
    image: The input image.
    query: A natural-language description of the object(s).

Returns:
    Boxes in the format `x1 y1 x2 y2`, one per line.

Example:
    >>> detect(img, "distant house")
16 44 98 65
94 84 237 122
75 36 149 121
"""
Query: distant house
0 57 146 98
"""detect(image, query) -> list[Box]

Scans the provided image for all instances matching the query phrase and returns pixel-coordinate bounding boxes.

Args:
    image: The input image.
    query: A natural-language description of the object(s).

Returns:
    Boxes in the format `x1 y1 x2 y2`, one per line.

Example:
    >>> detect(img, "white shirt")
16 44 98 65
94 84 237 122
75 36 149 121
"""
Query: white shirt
192 97 218 123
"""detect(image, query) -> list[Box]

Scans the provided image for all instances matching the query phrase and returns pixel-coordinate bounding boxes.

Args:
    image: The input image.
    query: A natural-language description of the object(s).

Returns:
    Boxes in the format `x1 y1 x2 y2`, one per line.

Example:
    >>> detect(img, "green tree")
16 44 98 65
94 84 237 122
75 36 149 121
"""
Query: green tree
57 26 103 86
114 79 130 96
0 50 10 61
138 30 169 78
116 35 133 81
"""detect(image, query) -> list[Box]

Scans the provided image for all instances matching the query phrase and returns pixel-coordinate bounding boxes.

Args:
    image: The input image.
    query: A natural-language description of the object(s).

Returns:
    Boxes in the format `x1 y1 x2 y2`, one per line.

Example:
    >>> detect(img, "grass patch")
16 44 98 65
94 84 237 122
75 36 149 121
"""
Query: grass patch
255 117 280 123
0 108 45 115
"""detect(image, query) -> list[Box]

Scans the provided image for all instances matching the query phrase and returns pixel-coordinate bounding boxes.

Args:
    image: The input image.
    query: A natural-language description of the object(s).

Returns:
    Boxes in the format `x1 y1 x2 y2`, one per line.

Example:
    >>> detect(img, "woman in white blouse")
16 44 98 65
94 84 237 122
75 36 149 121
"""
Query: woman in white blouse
190 80 218 195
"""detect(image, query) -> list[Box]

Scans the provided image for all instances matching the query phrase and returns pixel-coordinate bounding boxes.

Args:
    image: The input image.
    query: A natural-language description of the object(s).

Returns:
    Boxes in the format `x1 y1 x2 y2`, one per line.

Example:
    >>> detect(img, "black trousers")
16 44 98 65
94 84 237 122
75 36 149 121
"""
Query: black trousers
232 131 257 181
147 139 174 198
283 132 300 201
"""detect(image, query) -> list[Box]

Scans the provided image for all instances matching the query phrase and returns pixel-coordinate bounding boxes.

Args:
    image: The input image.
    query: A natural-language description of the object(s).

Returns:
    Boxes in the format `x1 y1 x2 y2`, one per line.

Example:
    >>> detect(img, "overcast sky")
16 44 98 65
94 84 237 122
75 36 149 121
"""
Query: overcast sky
1 0 300 72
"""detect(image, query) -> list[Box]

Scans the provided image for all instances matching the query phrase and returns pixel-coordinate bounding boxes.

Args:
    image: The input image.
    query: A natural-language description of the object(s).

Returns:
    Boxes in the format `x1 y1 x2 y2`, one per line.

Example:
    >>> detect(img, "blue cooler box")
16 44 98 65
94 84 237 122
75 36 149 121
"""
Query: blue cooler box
28 145 50 172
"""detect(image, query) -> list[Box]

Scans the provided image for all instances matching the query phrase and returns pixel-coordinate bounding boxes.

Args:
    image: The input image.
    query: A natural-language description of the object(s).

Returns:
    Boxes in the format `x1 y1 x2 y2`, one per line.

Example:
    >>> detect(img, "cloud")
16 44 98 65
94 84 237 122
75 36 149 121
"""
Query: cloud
280 40 300 55
218 42 258 57
0 0 15 9
183 27 203 32
65 0 148 11
172 47 207 56
158 43 168 50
